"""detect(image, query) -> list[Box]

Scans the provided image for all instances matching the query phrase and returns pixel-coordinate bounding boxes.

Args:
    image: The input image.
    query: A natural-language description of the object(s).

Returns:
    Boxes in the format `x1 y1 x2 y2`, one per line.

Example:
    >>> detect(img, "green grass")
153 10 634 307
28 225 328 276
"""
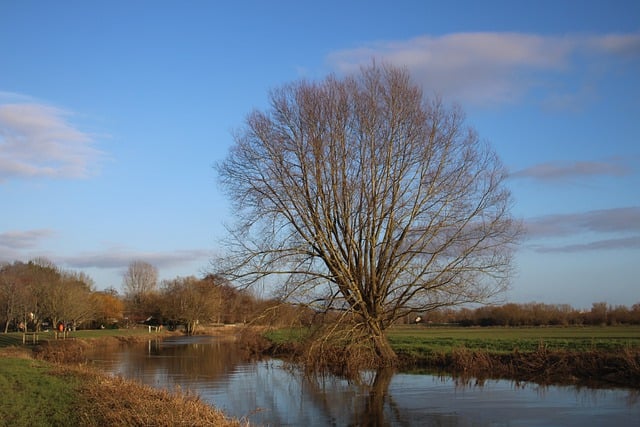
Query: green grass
0 358 82 427
264 327 313 345
387 325 640 356
0 333 23 348
265 325 640 356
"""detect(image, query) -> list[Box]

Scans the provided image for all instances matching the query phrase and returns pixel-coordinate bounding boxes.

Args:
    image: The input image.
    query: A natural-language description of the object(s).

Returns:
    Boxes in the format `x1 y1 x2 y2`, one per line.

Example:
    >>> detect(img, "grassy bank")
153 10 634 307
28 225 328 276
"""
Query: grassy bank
264 325 640 387
0 333 243 427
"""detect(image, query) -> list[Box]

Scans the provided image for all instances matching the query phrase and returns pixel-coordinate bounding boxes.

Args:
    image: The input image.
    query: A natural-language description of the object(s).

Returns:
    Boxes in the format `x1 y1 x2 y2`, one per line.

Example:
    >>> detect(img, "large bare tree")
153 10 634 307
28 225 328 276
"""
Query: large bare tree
122 261 158 306
216 64 522 365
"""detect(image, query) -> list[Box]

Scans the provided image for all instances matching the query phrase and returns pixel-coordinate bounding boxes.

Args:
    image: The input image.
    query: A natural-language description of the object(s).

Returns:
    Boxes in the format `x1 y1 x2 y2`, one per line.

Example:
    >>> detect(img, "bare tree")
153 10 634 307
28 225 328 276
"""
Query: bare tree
122 261 158 306
161 276 221 335
216 63 522 365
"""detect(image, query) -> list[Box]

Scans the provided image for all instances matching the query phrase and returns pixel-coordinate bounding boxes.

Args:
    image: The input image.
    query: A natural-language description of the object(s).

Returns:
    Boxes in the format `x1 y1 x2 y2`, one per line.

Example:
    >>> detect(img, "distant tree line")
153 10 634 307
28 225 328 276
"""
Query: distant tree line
414 302 640 326
0 259 304 335
2 258 638 334
0 258 114 333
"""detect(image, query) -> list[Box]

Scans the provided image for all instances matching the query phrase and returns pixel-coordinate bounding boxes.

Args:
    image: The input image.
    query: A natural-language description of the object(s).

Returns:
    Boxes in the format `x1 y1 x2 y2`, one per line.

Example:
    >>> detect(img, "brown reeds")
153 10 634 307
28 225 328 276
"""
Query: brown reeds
67 366 244 426
32 338 92 364
397 345 640 388
295 324 383 377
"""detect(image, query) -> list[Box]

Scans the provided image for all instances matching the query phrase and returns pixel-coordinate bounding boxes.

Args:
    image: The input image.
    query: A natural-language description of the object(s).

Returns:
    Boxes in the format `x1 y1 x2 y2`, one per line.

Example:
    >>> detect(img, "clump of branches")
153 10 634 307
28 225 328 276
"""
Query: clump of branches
298 312 386 376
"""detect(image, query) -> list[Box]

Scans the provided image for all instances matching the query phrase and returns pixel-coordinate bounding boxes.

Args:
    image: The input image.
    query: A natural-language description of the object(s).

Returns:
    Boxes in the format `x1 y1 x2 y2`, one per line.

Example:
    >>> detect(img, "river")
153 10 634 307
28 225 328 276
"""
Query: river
86 335 639 426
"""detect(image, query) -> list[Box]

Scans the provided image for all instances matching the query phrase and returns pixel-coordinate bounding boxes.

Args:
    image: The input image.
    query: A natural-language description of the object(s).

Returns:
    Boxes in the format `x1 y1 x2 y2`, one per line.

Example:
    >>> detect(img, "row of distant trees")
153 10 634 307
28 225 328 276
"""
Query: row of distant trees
2 258 638 334
0 258 118 333
121 261 266 333
0 259 301 334
417 302 640 326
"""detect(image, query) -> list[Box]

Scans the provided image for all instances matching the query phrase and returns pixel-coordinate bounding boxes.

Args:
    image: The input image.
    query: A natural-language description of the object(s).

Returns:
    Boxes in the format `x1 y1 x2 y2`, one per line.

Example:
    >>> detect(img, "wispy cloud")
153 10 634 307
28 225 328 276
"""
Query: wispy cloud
0 236 212 281
0 229 54 249
525 207 640 238
511 159 633 182
60 248 213 271
328 32 640 107
525 207 640 253
0 95 103 182
531 236 640 253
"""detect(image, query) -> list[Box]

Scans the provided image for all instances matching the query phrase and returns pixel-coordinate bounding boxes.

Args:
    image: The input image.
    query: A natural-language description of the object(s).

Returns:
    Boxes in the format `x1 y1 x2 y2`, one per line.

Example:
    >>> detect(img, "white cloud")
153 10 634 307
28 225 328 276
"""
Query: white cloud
524 207 640 253
525 207 640 238
588 33 640 57
327 32 640 107
511 159 633 182
0 98 103 181
0 229 55 263
530 236 640 253
0 229 54 249
59 248 214 271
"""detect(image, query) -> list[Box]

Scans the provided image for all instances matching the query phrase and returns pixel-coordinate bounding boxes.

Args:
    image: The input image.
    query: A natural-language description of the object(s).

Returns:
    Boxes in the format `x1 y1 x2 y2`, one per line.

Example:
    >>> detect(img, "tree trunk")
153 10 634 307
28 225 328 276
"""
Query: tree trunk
367 322 397 367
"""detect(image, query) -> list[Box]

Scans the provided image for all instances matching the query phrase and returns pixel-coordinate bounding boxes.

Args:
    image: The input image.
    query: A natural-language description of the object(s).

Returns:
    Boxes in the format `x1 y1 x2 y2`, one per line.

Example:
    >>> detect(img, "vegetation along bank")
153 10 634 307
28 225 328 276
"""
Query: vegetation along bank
260 325 640 388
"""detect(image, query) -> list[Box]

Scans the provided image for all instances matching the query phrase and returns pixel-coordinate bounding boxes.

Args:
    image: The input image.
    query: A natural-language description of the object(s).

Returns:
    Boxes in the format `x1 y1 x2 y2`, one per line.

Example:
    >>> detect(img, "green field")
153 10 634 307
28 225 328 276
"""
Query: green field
266 325 640 356
388 325 640 355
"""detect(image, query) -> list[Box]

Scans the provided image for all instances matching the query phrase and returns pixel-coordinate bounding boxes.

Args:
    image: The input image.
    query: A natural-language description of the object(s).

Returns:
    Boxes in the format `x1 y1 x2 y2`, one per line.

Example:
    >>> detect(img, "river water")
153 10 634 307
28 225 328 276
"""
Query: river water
86 335 639 426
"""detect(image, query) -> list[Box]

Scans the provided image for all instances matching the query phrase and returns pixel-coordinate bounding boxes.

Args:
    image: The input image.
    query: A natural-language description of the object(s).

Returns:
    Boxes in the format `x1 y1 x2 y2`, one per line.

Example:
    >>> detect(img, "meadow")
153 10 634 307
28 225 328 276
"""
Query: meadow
386 324 640 356
266 324 640 354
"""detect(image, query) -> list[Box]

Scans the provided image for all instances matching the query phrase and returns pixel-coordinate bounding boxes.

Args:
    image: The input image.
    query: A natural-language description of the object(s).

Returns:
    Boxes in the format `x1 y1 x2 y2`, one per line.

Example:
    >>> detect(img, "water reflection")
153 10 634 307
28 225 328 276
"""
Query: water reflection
87 336 640 426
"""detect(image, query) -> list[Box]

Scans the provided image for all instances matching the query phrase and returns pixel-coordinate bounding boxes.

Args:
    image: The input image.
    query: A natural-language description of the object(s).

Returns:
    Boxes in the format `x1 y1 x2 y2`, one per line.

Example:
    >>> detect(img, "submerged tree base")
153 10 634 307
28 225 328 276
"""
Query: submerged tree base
298 324 400 376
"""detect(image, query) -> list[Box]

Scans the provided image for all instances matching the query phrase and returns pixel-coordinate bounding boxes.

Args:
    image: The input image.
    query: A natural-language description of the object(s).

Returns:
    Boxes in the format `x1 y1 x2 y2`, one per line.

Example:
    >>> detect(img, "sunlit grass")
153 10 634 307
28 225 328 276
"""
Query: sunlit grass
387 325 640 355
0 358 82 426
265 325 640 355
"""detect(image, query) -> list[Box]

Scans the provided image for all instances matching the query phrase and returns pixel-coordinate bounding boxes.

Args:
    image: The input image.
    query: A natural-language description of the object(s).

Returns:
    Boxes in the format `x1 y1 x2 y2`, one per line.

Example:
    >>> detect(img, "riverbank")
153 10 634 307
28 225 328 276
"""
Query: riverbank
261 325 640 389
0 335 245 427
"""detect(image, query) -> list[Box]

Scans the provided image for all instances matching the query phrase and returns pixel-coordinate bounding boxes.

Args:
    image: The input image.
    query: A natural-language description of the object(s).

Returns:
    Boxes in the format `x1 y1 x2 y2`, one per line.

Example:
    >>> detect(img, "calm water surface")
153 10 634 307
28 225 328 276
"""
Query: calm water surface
87 335 639 426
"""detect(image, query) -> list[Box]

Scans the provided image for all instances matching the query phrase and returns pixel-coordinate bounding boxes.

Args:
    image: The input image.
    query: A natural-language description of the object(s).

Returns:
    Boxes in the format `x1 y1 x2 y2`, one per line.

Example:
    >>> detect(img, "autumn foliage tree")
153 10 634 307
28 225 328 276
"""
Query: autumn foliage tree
92 287 125 327
0 259 96 331
217 63 522 366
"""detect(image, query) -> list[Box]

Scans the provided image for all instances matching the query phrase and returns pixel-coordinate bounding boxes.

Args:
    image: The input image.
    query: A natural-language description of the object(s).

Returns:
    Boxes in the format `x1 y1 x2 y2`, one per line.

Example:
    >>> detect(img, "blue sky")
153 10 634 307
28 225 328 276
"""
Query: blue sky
1 0 638 308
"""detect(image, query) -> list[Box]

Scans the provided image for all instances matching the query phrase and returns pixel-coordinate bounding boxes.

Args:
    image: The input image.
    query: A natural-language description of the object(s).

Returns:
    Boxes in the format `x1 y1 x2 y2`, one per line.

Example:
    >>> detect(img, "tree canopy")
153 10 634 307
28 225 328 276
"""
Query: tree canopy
217 63 522 365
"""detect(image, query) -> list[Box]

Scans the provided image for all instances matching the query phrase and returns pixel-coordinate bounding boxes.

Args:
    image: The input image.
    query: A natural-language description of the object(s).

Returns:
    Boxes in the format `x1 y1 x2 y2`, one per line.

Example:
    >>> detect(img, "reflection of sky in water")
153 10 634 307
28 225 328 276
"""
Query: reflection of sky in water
200 361 363 426
198 361 640 426
87 337 640 426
